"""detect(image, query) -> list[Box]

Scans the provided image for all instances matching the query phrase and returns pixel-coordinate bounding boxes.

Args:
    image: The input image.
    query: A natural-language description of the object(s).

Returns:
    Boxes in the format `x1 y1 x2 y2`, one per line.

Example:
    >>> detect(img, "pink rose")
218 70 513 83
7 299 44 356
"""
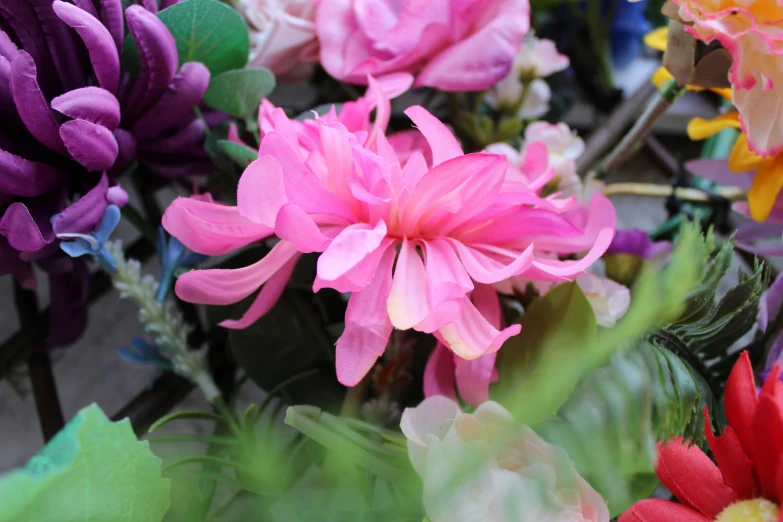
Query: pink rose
401 396 610 522
237 0 320 81
316 0 530 91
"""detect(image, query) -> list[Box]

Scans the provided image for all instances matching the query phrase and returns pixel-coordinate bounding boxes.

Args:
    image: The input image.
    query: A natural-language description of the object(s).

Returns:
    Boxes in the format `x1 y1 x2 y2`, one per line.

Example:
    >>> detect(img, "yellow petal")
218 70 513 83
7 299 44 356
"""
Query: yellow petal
748 159 783 222
711 87 733 102
687 112 741 141
644 27 669 52
728 134 767 172
651 66 673 90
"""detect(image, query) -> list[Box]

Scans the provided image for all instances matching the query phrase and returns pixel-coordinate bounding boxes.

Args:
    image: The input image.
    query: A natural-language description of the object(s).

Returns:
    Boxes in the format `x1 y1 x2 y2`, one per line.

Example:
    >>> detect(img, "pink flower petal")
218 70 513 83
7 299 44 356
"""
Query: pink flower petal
448 240 533 284
219 253 300 329
316 221 391 292
275 203 332 253
237 155 287 227
335 245 396 386
162 197 272 255
423 343 457 400
437 296 521 360
403 105 462 166
175 240 299 305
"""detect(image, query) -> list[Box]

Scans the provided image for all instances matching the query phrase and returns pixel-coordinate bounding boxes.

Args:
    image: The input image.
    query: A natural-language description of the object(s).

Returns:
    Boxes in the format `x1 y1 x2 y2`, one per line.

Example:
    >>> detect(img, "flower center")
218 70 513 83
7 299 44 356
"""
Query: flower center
715 499 779 522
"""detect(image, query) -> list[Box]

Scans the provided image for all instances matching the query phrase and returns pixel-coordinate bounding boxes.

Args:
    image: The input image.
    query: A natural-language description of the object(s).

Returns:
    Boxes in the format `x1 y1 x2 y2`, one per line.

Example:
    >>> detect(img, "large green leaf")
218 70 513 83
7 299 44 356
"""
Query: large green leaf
158 0 249 75
496 222 705 426
217 140 258 167
0 404 170 522
536 342 714 516
203 68 276 119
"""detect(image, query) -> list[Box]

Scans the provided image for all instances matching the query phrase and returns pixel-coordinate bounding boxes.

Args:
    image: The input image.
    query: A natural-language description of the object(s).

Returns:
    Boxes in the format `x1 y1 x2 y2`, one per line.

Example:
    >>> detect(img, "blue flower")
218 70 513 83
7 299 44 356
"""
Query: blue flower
57 205 121 273
610 0 652 68
118 337 172 372
155 227 207 302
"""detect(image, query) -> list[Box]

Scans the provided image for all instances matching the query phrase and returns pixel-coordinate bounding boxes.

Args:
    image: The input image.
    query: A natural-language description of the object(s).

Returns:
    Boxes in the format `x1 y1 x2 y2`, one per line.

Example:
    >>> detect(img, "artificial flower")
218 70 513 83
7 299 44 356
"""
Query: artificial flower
165 75 615 387
575 272 630 328
0 0 211 346
236 0 320 81
316 0 530 91
485 36 569 119
401 396 610 522
58 204 121 273
603 228 671 286
620 352 783 522
664 0 783 156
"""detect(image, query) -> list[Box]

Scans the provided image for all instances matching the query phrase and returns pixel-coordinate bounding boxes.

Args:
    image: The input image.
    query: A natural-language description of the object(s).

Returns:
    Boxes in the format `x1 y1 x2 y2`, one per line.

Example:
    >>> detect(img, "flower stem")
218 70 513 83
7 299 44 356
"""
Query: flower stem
597 80 686 177
602 182 746 202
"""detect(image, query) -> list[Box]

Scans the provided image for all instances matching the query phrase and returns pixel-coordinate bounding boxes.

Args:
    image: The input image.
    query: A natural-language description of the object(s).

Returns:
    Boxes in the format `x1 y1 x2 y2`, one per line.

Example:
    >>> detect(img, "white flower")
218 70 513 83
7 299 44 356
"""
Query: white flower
524 122 585 196
575 273 630 328
401 396 610 522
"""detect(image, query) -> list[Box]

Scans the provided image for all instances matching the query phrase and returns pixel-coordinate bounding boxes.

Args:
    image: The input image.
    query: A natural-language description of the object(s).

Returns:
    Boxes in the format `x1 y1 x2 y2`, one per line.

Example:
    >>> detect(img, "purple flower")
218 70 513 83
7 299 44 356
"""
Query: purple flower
606 228 671 261
0 0 211 347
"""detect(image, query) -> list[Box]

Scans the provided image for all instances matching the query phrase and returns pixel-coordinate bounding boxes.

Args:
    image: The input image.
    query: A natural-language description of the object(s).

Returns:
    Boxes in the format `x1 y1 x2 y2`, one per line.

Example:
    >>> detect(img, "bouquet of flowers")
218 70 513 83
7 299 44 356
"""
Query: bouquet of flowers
2 0 783 520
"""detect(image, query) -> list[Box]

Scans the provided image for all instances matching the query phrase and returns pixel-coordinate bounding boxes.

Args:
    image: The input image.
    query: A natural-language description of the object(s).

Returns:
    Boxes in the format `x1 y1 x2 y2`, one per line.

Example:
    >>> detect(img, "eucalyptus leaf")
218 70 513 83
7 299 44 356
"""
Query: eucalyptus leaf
157 0 249 75
0 404 170 522
203 68 276 119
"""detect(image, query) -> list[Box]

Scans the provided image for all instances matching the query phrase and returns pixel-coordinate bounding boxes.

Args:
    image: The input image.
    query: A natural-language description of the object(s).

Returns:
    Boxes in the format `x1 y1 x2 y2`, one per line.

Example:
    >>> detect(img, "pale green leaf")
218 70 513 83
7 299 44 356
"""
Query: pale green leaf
203 68 276 119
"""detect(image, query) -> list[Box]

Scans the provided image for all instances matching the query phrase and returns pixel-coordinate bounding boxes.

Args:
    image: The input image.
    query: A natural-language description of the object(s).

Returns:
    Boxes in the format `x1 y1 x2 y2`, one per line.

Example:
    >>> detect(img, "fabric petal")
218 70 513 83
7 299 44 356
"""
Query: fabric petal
403 105 463 166
162 197 273 255
423 343 457 401
705 420 758 500
237 155 287 227
655 439 734 518
335 245 396 386
0 203 49 252
59 119 119 171
275 203 332 253
618 499 710 522
52 1 120 93
51 87 121 129
437 297 521 361
753 393 783 502
219 253 300 329
98 0 124 51
316 220 388 287
131 62 211 138
400 395 461 476
10 51 67 154
0 147 61 197
52 174 108 235
448 240 533 284
725 351 759 455
175 240 299 305
747 160 783 222
686 112 741 141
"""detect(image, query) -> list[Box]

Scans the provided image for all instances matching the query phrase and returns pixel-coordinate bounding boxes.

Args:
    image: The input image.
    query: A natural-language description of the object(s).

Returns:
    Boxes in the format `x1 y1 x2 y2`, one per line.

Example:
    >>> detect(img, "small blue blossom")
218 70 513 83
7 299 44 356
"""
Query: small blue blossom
155 227 207 302
57 205 121 273
118 337 172 372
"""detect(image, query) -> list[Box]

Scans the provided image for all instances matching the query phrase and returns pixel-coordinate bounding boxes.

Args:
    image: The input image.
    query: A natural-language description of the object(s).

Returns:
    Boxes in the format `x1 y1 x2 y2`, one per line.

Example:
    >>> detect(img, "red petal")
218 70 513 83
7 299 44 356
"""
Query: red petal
753 394 783 502
705 413 759 500
725 352 759 456
655 439 734 518
761 363 783 400
619 499 710 522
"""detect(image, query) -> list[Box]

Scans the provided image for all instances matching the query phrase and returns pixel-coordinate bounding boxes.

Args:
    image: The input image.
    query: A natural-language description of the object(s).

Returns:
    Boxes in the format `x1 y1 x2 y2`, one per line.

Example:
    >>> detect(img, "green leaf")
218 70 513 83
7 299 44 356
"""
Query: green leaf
498 221 706 426
217 140 258 167
0 404 170 522
157 0 249 75
203 68 276 119
535 341 714 516
149 409 224 432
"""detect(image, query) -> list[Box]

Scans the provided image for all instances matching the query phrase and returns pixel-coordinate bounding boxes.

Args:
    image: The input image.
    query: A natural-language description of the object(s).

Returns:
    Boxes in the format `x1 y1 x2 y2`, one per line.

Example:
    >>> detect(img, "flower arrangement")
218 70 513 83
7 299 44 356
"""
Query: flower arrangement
1 0 781 521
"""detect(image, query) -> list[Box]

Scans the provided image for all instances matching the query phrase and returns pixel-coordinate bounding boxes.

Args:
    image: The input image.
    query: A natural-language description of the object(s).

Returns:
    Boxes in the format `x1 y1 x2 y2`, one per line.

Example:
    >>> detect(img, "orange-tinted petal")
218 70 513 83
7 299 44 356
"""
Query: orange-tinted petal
655 439 734 517
729 134 767 172
747 159 783 222
688 112 741 141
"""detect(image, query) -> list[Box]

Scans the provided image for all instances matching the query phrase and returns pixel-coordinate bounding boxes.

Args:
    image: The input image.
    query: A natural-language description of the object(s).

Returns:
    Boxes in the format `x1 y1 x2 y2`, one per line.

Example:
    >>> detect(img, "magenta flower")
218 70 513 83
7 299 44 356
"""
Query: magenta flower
164 77 615 387
316 0 530 91
0 0 209 346
606 229 671 261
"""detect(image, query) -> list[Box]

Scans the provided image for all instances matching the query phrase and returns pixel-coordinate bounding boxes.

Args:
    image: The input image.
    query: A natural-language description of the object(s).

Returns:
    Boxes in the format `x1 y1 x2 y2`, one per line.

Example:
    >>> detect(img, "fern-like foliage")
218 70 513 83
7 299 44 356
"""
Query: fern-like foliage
535 228 768 517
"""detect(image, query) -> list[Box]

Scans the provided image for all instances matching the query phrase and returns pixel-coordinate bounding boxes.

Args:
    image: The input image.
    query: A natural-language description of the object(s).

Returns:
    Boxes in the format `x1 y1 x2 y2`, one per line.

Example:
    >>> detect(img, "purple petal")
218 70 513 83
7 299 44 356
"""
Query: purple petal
132 62 210 138
51 87 121 129
107 184 128 206
139 117 207 152
99 0 124 51
123 5 178 123
0 147 62 197
0 53 19 124
59 119 119 171
110 128 137 173
0 30 17 61
140 0 158 13
72 0 99 18
0 202 50 251
52 173 108 235
760 272 783 332
9 50 67 154
0 0 59 91
30 0 89 92
52 1 120 93
685 158 753 190
607 228 657 258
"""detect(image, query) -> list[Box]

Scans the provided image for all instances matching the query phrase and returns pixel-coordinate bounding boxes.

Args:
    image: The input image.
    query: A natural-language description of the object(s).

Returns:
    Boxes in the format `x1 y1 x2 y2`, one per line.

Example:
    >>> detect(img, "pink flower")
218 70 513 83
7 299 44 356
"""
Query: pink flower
485 36 569 117
164 76 614 387
670 0 783 155
316 0 530 91
237 0 320 81
401 396 610 522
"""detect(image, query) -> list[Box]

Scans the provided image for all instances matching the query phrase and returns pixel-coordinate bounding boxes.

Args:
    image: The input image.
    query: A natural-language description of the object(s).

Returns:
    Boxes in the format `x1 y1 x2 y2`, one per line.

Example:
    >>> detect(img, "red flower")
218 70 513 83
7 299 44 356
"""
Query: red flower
620 352 783 522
